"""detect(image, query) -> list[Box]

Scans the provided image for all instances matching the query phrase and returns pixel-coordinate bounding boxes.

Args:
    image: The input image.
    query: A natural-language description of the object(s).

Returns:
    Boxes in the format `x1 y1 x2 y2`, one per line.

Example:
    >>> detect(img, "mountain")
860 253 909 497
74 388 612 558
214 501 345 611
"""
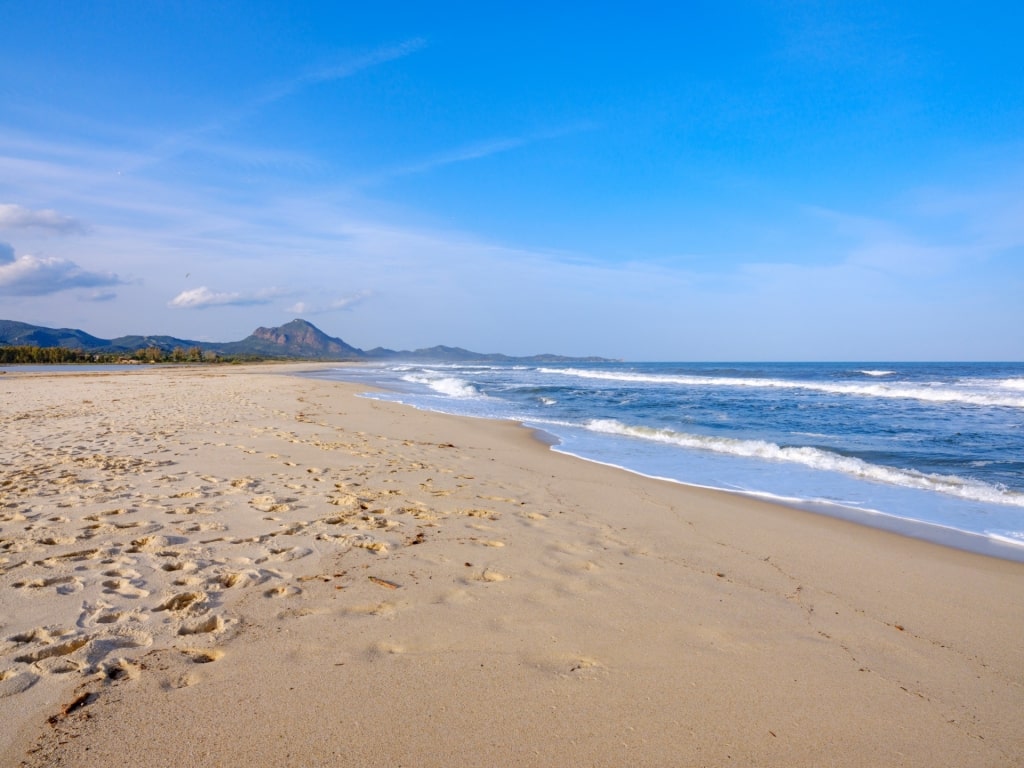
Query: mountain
0 319 113 350
107 334 209 352
0 318 613 362
363 344 608 363
219 319 363 359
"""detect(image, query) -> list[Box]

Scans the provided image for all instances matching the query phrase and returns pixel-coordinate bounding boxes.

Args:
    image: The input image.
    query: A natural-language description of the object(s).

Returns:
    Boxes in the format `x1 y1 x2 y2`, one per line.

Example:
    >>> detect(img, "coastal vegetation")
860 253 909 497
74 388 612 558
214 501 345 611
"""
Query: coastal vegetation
0 345 257 364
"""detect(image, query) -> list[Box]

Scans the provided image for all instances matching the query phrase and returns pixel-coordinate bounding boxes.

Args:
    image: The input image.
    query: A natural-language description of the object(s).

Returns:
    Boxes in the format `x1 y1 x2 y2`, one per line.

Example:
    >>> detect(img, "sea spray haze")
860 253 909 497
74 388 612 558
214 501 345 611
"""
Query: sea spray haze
312 362 1024 557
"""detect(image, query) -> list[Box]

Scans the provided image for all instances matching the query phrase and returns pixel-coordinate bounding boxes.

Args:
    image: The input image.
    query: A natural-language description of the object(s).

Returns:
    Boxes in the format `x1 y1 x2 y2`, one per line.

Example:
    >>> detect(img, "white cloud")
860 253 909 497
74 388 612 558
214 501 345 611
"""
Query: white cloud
168 285 284 309
0 250 125 296
285 291 372 315
0 203 85 234
79 289 118 302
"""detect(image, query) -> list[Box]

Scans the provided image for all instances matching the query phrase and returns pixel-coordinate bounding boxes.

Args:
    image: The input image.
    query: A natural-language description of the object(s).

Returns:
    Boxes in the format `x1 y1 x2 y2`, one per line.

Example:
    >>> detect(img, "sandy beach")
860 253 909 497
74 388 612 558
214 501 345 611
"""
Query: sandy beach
1 365 1022 767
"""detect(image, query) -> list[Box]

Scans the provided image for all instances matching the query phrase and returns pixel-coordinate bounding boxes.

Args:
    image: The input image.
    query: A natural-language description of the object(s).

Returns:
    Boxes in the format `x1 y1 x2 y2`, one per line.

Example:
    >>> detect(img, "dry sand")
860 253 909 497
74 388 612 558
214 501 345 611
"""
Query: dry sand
1 365 1021 767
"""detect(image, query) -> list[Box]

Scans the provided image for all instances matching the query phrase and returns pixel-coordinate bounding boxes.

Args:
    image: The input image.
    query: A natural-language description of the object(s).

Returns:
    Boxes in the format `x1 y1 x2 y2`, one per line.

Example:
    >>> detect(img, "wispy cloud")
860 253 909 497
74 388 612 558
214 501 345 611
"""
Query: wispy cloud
804 196 1018 279
168 285 286 309
253 39 427 110
79 289 118 302
360 123 595 187
383 137 529 179
286 291 372 316
126 39 427 176
0 203 86 234
0 243 126 296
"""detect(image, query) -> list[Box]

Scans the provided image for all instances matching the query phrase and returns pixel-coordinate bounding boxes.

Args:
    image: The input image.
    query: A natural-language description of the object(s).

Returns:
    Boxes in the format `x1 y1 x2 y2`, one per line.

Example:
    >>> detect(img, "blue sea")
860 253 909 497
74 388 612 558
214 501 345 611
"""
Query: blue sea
309 362 1024 561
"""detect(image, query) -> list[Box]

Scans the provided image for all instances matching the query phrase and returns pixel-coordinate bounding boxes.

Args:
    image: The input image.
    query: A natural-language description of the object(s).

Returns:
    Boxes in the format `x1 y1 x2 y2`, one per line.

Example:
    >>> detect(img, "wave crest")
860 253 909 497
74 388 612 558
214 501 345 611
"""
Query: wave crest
538 368 1024 409
585 419 1024 508
400 374 481 399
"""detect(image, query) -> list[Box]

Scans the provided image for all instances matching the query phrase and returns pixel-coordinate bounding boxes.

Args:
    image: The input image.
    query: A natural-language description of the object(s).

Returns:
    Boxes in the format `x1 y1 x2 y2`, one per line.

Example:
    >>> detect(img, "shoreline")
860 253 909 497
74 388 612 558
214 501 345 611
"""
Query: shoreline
323 368 1024 565
2 366 1022 766
549 446 1024 563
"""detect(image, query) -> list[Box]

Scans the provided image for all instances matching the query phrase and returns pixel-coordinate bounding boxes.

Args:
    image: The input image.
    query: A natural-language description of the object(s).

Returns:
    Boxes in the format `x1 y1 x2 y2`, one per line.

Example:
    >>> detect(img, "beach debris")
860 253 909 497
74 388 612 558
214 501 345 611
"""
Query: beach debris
49 691 96 723
368 576 400 590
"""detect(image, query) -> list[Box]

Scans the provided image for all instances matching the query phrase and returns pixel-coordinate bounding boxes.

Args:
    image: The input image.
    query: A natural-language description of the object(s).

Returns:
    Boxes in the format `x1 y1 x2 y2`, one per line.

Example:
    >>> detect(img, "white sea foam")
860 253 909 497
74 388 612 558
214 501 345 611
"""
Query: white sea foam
400 374 481 399
999 378 1024 391
988 532 1024 546
860 370 895 377
585 419 1024 508
539 368 1024 409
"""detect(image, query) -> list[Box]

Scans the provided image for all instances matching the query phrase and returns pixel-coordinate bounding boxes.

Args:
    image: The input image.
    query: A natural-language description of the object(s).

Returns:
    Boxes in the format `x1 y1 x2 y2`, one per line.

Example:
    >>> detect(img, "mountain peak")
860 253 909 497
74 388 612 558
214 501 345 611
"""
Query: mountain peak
237 319 363 359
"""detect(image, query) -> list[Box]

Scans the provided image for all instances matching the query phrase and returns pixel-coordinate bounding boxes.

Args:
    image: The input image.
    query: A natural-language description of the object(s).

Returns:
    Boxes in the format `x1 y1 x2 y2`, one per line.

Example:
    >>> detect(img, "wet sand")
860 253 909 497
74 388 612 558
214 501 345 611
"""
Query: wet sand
1 365 1022 767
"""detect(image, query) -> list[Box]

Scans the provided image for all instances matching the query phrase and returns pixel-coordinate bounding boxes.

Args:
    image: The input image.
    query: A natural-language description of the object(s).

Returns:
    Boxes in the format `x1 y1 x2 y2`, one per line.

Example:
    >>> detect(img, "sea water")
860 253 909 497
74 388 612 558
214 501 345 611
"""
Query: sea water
309 362 1024 560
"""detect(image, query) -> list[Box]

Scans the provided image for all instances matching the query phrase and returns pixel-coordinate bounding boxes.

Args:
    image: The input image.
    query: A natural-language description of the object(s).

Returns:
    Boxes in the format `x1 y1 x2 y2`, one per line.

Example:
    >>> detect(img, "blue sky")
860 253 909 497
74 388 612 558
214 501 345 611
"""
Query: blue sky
1 2 1022 360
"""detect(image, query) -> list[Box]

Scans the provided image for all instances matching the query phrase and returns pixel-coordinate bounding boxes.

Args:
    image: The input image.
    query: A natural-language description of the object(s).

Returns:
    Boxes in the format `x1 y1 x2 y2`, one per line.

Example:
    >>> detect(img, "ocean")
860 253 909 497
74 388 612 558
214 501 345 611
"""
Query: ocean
308 361 1024 561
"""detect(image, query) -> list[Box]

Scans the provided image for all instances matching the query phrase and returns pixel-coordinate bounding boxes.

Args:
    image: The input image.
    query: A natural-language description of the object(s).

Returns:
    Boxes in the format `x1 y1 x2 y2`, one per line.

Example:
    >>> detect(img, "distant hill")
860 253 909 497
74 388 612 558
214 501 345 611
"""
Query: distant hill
0 318 613 363
0 319 114 351
218 319 363 359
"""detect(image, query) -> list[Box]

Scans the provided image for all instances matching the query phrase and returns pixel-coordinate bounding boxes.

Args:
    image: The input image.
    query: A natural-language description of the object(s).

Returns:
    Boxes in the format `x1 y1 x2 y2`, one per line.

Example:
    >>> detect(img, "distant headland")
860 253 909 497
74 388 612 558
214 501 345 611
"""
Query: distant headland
0 318 615 364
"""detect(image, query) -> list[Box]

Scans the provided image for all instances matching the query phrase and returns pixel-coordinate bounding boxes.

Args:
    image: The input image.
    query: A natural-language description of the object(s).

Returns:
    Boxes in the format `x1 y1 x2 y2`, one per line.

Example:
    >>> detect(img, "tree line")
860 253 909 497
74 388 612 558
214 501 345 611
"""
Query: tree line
0 345 261 364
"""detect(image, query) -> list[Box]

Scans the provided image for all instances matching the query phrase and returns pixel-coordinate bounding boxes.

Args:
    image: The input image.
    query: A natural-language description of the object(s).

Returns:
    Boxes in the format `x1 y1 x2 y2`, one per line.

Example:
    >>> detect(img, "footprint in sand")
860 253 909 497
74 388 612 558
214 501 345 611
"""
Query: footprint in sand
519 651 606 677
36 534 76 546
210 568 276 589
12 575 83 595
183 521 224 533
103 657 142 680
85 630 153 664
351 539 389 555
103 566 141 579
0 671 41 698
169 490 202 499
102 578 150 598
461 509 500 520
127 534 168 553
177 614 224 635
264 585 301 598
182 648 224 664
171 575 205 587
13 635 90 664
344 601 398 617
160 558 197 574
83 509 127 522
255 546 314 564
154 591 206 613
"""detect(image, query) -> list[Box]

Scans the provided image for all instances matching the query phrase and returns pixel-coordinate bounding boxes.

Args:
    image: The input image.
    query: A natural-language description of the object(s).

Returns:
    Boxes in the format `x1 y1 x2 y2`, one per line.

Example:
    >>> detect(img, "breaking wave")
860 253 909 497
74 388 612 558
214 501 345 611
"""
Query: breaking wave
400 374 481 399
539 368 1024 409
585 419 1024 508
